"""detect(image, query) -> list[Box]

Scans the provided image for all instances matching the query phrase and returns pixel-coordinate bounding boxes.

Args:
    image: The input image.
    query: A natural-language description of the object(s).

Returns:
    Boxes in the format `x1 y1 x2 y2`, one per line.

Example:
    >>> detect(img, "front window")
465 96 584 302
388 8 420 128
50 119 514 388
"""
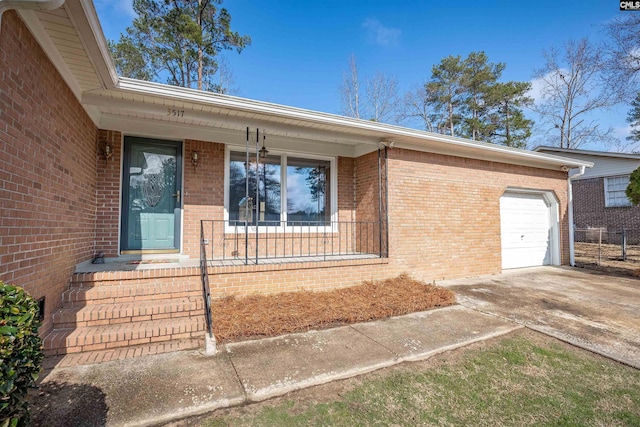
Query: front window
287 157 331 225
605 175 632 207
228 151 282 224
227 150 333 227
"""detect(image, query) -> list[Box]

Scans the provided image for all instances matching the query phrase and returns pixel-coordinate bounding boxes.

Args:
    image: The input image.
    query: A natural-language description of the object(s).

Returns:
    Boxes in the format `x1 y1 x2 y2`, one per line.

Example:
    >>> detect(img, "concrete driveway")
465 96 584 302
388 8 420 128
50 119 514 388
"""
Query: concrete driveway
441 266 640 369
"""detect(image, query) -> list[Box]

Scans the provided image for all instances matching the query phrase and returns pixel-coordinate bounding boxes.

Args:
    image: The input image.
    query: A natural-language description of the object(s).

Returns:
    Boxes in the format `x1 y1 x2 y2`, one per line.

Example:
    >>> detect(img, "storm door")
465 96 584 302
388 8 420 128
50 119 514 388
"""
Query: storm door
121 137 182 253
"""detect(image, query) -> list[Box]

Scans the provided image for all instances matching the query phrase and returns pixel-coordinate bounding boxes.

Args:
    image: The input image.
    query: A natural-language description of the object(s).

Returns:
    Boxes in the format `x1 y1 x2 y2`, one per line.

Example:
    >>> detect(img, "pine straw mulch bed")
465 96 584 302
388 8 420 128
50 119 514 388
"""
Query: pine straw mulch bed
210 274 456 342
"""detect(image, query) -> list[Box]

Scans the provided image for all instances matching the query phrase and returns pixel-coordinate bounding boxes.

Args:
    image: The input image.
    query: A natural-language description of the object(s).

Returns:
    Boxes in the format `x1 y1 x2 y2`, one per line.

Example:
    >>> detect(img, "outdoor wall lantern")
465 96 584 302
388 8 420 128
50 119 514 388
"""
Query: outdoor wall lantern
102 142 113 160
191 151 199 167
259 136 269 159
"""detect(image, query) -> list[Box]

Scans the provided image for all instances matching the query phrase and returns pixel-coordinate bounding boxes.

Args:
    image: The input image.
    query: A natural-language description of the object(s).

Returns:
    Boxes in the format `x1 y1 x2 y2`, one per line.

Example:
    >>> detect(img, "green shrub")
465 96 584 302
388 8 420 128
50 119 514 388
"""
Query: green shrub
0 282 43 427
626 166 640 206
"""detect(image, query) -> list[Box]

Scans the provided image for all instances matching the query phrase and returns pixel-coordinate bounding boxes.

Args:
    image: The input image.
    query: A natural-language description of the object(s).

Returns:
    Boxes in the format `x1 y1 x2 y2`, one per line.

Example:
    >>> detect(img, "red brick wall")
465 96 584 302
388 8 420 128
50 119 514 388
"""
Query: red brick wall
95 130 122 257
386 148 569 281
572 178 640 231
182 140 225 257
0 12 98 332
337 157 355 223
124 140 568 288
355 151 381 224
355 150 383 255
208 258 390 295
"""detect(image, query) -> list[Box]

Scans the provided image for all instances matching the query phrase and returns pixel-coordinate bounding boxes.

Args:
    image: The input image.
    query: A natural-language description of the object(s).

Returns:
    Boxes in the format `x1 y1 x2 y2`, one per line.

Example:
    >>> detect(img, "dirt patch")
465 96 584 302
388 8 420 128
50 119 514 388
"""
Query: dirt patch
575 242 640 277
211 274 456 342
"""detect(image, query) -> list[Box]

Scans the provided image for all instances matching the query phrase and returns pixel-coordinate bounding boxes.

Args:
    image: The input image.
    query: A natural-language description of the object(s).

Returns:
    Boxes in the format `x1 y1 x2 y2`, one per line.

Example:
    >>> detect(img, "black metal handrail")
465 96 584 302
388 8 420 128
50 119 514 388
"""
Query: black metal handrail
200 219 388 264
199 221 214 339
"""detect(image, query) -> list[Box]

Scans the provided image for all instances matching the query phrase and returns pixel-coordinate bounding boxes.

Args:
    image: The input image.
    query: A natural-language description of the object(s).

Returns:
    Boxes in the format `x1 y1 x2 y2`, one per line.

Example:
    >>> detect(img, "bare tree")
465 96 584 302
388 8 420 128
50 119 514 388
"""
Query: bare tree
339 55 400 123
401 83 438 132
604 14 640 98
365 72 400 123
210 56 240 95
532 38 621 149
340 55 361 119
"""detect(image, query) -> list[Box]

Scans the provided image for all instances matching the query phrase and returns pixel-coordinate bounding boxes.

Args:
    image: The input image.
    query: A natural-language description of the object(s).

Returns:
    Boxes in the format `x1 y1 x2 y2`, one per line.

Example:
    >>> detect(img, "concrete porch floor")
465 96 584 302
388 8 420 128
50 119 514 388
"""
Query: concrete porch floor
75 253 382 273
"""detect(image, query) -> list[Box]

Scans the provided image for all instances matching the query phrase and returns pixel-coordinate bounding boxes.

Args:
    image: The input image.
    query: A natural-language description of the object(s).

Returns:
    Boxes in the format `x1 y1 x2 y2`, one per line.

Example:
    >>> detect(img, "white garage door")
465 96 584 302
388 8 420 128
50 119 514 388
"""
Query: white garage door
500 193 551 269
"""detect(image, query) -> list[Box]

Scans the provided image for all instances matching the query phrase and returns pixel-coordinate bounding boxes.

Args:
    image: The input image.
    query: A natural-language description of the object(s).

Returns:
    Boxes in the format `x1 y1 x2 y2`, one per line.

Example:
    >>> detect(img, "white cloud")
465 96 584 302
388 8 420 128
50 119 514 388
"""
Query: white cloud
526 76 546 105
613 124 632 140
118 0 136 18
362 18 401 47
527 69 570 105
95 0 136 19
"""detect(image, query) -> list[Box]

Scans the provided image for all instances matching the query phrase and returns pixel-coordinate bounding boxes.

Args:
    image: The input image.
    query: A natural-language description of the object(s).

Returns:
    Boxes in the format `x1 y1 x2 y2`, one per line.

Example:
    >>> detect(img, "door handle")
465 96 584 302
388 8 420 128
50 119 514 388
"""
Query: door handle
173 190 181 203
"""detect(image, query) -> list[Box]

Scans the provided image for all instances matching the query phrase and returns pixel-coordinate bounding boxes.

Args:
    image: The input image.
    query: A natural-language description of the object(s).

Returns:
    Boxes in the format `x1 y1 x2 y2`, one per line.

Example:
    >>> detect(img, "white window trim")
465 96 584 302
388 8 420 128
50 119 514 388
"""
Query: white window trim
223 145 338 233
604 175 632 208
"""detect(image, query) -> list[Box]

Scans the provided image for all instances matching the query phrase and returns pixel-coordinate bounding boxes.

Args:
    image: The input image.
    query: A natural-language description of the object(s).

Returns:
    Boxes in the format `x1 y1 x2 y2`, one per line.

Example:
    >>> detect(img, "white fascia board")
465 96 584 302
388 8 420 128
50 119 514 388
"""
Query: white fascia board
503 150 594 169
534 146 640 160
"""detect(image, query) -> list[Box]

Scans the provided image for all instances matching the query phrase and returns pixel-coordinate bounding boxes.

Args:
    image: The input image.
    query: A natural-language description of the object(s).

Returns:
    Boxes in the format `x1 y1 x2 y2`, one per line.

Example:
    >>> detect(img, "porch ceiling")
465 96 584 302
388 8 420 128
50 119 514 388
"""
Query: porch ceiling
82 86 379 157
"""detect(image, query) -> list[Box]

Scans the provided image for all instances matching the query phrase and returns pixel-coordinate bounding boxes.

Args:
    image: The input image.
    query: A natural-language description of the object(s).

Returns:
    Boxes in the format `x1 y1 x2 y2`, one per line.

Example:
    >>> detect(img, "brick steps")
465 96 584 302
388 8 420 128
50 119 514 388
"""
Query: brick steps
43 315 206 357
61 281 201 307
43 269 207 365
42 337 204 370
51 297 203 328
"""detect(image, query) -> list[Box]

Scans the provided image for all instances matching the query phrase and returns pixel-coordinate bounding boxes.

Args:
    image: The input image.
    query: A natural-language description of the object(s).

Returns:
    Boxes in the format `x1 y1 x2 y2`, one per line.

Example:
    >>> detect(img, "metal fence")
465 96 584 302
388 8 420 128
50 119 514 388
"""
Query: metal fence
200 219 388 264
574 227 640 265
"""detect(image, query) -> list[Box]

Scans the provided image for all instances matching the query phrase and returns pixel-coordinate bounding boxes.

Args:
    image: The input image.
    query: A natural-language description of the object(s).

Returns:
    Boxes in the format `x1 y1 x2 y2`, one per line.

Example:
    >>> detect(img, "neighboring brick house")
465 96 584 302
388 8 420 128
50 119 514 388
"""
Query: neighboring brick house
1 1 591 364
535 147 640 233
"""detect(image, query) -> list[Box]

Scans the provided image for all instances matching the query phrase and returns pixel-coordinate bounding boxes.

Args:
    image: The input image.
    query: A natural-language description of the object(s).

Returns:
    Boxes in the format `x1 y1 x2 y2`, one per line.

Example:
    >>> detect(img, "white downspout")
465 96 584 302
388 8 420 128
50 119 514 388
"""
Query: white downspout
568 165 586 266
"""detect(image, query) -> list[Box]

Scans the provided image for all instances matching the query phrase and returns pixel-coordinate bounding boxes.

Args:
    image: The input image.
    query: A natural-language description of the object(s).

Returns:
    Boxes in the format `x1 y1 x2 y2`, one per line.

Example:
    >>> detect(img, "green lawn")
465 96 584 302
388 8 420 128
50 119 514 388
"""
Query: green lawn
197 332 640 427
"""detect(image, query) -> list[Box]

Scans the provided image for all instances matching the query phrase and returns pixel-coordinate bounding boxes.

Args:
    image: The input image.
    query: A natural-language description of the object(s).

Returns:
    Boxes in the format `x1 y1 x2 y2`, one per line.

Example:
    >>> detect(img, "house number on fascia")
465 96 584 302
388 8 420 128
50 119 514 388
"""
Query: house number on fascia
167 109 185 117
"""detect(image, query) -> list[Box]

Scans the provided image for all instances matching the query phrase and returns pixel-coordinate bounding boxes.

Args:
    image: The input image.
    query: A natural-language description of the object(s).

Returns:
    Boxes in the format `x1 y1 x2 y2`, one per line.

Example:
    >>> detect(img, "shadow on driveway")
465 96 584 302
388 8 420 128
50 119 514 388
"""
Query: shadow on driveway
440 266 640 369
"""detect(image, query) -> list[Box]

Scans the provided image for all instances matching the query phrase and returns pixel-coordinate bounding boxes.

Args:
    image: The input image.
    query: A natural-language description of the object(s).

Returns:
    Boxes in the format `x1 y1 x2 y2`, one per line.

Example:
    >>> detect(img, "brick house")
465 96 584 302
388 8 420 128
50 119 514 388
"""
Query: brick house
1 1 591 363
535 147 640 235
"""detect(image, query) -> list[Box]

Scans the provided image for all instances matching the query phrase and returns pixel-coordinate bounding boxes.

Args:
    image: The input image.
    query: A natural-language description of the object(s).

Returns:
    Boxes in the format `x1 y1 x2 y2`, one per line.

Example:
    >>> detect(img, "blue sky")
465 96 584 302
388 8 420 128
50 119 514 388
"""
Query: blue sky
94 0 634 151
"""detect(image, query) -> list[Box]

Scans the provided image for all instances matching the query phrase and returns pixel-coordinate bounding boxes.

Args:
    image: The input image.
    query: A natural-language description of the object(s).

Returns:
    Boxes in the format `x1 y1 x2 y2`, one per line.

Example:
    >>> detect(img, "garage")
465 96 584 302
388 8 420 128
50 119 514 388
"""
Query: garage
500 191 558 269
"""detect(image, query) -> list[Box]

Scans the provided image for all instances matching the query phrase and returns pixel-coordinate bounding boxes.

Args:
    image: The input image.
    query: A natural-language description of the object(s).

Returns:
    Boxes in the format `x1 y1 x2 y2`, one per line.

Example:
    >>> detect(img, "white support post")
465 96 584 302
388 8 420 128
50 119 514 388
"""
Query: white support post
204 332 218 356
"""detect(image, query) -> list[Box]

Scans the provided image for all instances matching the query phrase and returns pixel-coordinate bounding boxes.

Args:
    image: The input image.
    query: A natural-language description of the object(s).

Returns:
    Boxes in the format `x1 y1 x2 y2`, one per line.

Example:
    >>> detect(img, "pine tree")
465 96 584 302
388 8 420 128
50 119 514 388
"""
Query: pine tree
461 52 505 141
109 0 250 92
627 92 640 144
486 82 534 148
427 55 465 136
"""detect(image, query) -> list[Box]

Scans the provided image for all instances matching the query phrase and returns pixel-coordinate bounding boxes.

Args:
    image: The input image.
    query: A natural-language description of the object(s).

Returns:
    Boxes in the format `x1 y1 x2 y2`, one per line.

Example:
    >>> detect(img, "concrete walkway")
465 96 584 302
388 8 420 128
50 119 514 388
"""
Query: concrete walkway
31 305 518 427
